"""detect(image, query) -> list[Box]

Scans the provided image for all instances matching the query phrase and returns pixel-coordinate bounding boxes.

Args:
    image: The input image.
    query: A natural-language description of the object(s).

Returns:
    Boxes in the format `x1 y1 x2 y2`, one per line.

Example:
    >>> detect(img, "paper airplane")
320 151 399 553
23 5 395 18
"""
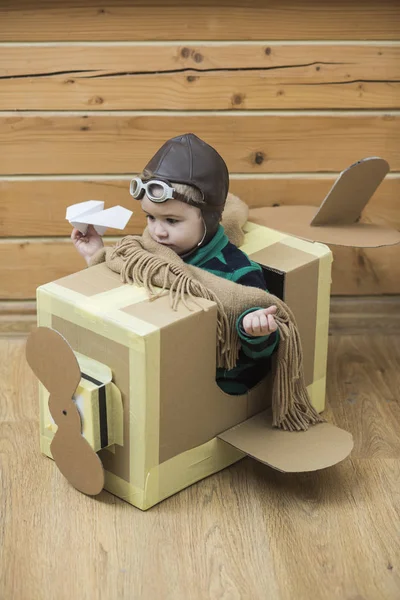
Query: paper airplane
66 200 133 236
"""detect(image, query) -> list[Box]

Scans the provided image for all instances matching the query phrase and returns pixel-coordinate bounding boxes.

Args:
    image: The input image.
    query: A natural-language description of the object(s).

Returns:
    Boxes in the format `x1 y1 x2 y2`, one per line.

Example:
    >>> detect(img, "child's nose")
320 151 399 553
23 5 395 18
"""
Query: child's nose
154 221 168 237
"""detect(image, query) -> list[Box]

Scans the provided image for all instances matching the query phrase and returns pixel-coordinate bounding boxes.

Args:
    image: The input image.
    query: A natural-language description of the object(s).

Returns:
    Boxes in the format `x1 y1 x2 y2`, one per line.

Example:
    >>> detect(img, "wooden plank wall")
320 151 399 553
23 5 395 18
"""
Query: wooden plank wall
0 0 399 300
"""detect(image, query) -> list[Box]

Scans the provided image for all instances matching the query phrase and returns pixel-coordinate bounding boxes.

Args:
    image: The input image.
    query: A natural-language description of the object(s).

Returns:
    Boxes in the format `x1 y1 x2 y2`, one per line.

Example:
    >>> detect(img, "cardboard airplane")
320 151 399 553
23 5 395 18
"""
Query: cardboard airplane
25 157 397 509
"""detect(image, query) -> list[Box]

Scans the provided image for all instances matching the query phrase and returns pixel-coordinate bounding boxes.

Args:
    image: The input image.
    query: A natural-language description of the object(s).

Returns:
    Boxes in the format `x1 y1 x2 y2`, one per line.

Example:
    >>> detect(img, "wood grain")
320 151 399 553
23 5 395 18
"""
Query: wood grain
2 236 400 299
1 113 399 175
1 334 399 599
1 175 399 237
0 239 87 300
1 44 399 110
331 245 400 295
0 178 147 237
0 336 37 422
0 301 36 335
329 296 400 335
2 175 399 298
325 334 400 459
0 0 399 41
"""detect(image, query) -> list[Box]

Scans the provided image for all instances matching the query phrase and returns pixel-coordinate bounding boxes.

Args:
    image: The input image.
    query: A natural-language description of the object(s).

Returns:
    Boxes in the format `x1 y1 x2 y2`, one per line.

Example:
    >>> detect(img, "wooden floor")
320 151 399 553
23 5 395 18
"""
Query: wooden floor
1 333 400 600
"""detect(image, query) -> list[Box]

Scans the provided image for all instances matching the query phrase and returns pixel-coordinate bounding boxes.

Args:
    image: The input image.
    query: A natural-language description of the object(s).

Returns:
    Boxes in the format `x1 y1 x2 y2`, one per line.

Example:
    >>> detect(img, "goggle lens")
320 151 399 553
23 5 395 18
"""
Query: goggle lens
130 177 143 198
147 181 166 199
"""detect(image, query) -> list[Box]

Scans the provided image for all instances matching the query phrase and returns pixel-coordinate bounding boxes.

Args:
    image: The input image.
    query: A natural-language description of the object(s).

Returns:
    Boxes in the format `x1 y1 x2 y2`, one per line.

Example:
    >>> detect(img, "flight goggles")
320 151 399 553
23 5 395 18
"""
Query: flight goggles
129 176 187 203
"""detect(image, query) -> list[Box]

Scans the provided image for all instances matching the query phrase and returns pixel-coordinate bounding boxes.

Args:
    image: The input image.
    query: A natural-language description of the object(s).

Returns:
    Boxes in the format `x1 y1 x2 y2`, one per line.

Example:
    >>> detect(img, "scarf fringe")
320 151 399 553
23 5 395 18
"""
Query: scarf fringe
111 239 239 370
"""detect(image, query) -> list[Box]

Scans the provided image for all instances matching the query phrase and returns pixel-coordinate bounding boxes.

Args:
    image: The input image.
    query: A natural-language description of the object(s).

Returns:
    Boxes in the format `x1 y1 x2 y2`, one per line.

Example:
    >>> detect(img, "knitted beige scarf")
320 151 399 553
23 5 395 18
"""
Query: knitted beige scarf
91 194 323 431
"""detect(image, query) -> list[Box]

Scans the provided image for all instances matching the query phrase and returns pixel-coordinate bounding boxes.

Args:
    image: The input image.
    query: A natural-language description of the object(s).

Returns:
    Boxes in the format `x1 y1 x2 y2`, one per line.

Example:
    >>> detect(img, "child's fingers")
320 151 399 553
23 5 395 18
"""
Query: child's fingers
242 309 278 336
86 225 97 237
250 315 261 335
267 314 278 332
243 314 260 335
242 314 250 334
259 313 269 330
71 228 83 241
263 305 277 315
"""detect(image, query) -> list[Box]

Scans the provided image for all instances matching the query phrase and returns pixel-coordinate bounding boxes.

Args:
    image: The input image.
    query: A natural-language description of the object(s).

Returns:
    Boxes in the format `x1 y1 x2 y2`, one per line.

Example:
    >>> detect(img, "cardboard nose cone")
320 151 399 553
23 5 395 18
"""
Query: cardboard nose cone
218 411 354 472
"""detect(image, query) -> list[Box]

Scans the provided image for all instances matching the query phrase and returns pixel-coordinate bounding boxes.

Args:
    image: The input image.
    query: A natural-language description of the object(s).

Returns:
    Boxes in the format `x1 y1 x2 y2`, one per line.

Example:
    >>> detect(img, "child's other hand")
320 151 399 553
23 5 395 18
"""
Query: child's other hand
242 306 278 337
71 225 104 265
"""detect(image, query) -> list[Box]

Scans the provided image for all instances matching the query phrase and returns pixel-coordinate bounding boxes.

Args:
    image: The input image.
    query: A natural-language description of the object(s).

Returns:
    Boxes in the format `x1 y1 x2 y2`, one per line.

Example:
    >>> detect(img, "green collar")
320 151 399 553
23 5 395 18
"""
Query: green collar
184 225 228 267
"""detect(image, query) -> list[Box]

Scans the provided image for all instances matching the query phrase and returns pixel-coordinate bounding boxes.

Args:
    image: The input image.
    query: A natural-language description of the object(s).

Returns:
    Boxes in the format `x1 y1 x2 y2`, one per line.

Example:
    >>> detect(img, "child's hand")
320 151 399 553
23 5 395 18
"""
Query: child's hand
71 225 104 265
242 306 278 337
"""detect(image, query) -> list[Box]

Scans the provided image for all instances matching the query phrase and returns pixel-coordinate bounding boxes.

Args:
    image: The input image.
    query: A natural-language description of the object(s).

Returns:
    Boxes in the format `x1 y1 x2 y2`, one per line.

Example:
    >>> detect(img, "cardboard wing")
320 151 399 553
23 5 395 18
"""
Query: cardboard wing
249 158 400 248
218 411 353 472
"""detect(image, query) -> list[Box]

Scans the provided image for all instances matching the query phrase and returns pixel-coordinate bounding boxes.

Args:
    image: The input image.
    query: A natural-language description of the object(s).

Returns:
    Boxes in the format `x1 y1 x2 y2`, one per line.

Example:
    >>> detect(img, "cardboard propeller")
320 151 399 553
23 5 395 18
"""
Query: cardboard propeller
249 157 400 248
26 327 104 496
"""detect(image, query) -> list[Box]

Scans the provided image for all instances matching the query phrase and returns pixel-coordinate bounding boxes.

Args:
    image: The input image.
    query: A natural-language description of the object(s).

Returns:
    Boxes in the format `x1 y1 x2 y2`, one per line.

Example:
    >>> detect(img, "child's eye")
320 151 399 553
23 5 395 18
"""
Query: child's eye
146 215 155 221
166 218 178 225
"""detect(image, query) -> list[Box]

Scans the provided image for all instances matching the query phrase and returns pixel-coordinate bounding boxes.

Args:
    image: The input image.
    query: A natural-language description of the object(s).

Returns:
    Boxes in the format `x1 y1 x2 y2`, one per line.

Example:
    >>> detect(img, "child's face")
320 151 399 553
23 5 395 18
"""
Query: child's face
141 196 204 256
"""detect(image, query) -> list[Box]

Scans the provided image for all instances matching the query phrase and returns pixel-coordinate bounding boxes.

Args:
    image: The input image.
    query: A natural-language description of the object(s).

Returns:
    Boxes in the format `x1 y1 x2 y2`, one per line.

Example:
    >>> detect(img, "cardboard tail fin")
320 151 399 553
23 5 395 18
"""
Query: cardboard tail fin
310 157 390 226
249 157 400 248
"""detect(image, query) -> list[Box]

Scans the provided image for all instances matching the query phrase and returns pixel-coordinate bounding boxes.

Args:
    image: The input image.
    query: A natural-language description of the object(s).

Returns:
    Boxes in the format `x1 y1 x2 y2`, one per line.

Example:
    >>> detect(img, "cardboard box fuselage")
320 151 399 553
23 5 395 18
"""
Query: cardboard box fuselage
37 222 332 509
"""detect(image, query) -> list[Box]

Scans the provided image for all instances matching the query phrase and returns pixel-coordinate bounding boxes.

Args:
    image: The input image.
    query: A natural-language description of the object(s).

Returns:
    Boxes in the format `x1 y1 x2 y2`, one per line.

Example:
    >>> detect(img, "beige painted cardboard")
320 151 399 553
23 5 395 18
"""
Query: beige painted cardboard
218 410 354 472
250 244 319 386
123 296 250 463
123 294 273 464
249 157 400 248
56 264 124 296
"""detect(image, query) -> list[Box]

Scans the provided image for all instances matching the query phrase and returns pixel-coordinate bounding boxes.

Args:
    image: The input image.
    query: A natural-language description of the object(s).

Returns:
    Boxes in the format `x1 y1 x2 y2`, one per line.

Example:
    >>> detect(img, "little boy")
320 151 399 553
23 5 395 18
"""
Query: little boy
72 133 279 395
